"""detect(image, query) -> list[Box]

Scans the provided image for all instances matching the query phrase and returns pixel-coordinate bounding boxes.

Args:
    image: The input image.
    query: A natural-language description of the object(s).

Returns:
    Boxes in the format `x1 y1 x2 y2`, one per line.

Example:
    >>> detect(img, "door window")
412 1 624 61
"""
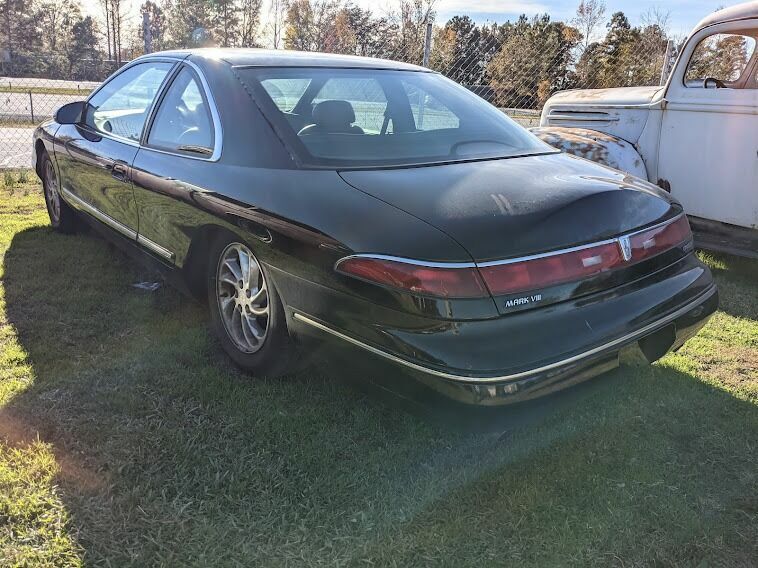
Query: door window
147 67 215 155
84 61 173 141
684 32 757 88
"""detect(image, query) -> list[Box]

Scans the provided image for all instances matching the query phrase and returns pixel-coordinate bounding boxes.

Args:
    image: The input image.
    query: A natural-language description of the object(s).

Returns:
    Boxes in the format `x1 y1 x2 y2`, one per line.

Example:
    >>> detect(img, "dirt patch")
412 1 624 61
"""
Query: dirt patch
698 346 758 395
0 408 107 492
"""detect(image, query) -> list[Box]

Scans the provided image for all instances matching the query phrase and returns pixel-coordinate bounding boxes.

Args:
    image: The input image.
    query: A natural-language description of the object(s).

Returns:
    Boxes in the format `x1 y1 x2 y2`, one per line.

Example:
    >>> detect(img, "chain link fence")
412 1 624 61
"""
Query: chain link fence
0 17 678 168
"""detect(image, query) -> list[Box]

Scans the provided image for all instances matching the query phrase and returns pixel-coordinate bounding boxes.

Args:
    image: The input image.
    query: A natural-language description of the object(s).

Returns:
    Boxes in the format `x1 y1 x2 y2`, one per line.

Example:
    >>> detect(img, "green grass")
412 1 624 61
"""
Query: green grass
0 118 39 128
0 86 92 96
0 177 756 566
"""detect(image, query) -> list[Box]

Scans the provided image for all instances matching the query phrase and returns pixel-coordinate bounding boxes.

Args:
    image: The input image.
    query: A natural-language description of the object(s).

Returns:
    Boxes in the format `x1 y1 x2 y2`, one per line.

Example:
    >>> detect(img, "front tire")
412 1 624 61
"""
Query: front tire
207 236 295 377
41 153 78 233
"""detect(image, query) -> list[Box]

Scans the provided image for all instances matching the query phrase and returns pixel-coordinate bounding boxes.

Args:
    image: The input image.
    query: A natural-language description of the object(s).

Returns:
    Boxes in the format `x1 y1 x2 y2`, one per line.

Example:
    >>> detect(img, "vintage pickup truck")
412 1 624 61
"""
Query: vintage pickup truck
533 2 758 258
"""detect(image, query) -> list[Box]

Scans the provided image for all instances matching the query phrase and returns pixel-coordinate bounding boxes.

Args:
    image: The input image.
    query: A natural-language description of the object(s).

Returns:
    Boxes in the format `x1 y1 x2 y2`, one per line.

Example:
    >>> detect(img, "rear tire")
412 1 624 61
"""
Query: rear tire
207 234 295 377
41 153 78 233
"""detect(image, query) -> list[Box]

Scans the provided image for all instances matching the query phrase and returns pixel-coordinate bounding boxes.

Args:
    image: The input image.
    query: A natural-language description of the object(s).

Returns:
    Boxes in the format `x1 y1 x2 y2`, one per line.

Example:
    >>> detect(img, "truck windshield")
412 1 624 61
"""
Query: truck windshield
235 67 554 169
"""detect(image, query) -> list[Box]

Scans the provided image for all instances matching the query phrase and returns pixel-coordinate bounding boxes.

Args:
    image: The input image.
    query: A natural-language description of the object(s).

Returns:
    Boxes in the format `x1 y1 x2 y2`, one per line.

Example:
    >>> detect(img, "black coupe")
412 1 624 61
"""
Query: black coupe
32 49 718 405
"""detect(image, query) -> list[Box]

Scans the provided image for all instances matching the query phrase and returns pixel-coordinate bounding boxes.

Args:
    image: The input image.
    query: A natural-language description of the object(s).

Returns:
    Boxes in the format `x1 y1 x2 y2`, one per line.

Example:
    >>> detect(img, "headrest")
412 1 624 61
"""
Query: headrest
312 100 356 129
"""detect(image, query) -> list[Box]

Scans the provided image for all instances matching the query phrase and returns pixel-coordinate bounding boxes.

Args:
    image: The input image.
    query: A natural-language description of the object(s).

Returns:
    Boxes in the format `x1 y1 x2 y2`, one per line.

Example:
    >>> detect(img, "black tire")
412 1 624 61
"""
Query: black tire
206 234 295 377
40 152 78 234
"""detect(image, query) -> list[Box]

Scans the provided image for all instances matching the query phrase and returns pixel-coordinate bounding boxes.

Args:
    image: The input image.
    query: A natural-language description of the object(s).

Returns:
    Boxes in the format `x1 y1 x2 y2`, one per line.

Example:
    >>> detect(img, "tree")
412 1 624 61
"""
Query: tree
38 0 81 52
213 0 240 47
267 0 285 48
325 7 356 53
165 0 217 47
572 0 605 51
340 5 397 58
487 14 580 108
140 1 166 51
688 33 751 82
283 0 339 52
240 0 262 47
434 16 484 84
99 0 126 63
67 15 102 78
575 10 672 89
392 0 436 64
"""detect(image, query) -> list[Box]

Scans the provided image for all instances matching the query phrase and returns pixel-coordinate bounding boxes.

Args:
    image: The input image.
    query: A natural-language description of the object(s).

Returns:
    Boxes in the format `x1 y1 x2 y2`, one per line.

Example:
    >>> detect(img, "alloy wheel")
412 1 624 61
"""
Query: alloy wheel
216 243 269 353
44 159 61 224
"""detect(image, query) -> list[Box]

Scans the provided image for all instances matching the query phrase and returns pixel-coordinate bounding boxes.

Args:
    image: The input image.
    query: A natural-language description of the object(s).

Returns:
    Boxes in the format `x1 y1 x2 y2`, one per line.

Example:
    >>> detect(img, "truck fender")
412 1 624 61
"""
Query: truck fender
529 126 648 181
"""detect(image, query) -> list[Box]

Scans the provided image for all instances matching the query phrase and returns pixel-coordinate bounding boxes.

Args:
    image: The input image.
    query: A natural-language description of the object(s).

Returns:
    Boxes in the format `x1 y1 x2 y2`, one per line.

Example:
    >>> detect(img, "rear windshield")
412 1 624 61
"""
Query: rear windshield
235 67 553 169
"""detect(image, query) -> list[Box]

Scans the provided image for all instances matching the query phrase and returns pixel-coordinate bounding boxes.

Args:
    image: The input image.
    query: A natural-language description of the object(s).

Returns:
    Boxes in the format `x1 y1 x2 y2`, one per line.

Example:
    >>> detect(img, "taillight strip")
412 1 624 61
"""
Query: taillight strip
477 213 688 268
335 213 691 300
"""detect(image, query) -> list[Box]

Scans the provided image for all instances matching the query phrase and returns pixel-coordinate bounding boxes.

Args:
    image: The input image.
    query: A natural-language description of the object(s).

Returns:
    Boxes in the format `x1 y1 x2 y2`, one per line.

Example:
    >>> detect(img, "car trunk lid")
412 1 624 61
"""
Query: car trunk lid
338 152 690 315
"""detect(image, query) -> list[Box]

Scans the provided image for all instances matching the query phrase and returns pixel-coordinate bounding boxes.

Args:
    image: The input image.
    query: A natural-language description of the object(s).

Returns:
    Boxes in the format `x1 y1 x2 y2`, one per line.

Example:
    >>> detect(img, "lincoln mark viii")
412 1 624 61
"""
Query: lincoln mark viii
32 49 718 405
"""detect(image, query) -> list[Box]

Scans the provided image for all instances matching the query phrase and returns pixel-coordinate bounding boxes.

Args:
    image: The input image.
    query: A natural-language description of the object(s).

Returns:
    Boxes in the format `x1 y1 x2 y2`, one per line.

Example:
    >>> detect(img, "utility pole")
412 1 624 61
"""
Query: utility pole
104 0 112 61
422 21 432 67
143 11 152 54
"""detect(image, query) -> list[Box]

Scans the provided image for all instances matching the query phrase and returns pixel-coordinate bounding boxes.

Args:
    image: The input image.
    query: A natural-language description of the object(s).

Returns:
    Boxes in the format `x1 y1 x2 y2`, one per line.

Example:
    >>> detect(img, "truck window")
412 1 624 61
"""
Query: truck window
684 32 757 88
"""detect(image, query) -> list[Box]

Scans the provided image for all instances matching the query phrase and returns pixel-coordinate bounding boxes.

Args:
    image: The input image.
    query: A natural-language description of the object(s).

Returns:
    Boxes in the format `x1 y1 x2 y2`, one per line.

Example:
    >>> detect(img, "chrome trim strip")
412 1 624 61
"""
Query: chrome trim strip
547 114 619 122
84 56 186 104
335 254 477 270
136 235 175 261
61 188 175 261
82 57 185 148
478 238 620 267
185 59 223 162
78 125 142 148
338 213 686 271
61 187 137 239
140 59 224 162
292 284 715 384
477 213 686 267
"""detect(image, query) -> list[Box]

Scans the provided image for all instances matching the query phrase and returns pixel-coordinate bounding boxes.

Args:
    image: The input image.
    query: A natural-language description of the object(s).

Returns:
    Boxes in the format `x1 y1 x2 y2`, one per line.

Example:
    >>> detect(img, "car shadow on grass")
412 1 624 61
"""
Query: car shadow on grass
2 225 757 566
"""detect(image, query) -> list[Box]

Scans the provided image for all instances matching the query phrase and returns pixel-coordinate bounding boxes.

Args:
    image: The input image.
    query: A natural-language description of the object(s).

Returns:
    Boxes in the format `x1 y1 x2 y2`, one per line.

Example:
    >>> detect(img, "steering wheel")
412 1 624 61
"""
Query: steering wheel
703 77 727 89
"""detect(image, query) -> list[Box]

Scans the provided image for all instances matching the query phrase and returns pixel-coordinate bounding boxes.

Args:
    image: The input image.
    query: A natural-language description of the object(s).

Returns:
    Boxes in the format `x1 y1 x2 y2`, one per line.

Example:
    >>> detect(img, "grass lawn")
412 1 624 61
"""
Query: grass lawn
0 173 756 566
0 119 39 128
0 86 92 96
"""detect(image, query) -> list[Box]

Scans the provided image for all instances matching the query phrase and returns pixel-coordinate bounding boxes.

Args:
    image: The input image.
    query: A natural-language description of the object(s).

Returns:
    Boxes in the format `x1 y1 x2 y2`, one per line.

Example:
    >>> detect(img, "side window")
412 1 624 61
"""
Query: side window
313 78 387 133
84 62 173 141
401 81 459 131
147 67 214 155
261 78 311 112
685 32 757 88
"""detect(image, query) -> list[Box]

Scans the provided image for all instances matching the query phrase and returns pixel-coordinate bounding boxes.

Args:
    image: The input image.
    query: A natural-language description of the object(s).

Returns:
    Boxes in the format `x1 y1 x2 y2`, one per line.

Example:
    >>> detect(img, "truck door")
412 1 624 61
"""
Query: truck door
658 21 758 230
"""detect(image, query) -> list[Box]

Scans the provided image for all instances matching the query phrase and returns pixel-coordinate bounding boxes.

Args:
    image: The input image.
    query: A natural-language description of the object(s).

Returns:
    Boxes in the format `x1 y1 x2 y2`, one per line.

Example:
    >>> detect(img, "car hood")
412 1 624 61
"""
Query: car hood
547 86 664 107
338 152 678 262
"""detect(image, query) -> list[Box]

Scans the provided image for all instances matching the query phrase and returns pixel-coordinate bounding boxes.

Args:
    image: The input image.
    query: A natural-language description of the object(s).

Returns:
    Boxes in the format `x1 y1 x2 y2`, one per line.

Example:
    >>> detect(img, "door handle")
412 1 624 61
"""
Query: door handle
111 162 129 181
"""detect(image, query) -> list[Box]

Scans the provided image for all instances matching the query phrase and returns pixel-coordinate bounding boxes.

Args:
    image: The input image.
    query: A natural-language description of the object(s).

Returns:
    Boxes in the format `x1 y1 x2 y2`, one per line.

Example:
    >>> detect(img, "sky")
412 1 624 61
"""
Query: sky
79 0 748 42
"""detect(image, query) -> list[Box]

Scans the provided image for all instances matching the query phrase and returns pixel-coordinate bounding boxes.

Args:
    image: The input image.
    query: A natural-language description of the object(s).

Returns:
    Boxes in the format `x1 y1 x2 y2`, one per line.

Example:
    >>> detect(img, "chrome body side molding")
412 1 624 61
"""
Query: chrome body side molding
62 187 137 239
61 187 175 261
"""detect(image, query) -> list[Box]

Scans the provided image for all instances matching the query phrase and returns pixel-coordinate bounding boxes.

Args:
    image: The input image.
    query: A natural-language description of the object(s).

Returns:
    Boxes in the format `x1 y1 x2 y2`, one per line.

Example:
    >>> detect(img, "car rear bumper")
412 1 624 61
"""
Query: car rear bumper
285 253 717 405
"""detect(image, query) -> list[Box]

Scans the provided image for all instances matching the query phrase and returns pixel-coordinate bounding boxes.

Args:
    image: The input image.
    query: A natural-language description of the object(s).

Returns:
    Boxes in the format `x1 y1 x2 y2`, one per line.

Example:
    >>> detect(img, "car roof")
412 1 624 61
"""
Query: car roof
693 1 758 33
144 48 429 72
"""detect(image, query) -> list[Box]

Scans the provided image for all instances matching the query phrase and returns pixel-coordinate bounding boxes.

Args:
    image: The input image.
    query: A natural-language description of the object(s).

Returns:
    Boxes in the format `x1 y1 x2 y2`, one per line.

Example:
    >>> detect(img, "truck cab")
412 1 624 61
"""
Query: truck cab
533 2 758 258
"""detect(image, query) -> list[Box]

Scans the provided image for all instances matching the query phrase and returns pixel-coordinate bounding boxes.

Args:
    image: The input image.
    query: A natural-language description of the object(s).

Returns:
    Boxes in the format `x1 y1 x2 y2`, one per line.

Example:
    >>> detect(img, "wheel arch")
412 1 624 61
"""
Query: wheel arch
182 223 274 302
34 139 47 177
183 224 233 301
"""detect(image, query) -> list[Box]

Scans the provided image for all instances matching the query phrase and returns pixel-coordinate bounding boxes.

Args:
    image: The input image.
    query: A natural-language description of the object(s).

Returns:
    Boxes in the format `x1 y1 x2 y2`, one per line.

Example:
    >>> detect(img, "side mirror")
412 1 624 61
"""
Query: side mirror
55 101 86 125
